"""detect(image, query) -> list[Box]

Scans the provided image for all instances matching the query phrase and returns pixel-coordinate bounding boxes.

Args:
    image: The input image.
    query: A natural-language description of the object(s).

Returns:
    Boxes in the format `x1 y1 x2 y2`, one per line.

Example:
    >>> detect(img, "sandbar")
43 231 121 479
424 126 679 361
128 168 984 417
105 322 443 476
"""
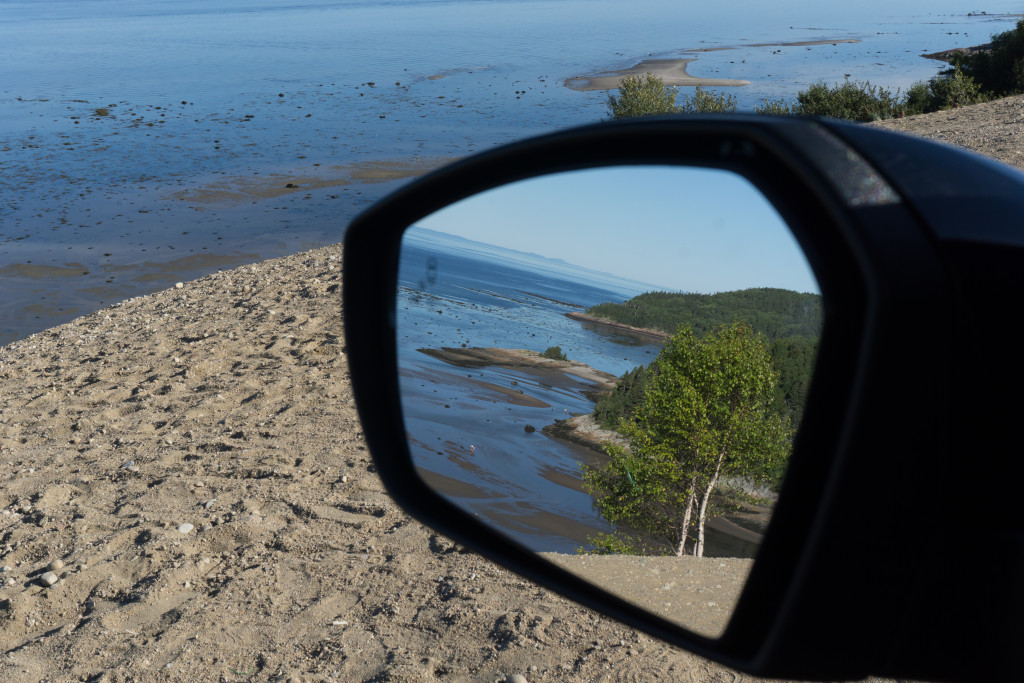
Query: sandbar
565 58 749 92
565 40 862 92
172 156 457 206
417 347 618 391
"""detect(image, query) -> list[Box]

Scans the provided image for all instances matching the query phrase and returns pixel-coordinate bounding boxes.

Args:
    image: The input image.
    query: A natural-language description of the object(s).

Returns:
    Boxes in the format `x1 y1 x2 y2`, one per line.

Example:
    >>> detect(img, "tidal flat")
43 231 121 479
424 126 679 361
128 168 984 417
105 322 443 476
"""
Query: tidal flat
3 1 1021 345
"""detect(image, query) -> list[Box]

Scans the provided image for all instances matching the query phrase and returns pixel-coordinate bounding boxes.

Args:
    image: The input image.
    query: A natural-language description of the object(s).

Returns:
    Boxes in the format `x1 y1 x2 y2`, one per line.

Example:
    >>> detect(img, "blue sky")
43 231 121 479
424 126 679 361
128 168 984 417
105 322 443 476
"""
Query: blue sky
419 166 820 294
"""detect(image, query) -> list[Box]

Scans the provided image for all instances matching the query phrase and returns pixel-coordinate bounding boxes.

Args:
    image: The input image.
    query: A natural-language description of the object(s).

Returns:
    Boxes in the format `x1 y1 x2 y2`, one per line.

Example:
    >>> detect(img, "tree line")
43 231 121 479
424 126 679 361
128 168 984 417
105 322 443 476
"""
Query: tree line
589 289 820 432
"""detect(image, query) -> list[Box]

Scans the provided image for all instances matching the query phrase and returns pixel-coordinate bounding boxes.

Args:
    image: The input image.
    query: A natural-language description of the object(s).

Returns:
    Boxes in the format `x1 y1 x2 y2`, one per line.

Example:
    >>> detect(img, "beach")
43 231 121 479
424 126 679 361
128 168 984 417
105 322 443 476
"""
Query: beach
0 243 772 680
1 83 1022 676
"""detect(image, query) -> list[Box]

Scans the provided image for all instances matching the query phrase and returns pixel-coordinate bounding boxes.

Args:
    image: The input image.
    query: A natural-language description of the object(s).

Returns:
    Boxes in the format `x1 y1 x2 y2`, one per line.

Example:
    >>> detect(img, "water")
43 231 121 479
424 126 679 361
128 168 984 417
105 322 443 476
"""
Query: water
1 0 1021 345
397 227 767 557
397 227 665 553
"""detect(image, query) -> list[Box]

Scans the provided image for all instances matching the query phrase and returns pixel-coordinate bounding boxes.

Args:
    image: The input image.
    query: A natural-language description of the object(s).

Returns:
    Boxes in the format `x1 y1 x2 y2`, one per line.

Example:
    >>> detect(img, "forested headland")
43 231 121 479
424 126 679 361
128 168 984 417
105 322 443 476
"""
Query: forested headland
587 289 821 446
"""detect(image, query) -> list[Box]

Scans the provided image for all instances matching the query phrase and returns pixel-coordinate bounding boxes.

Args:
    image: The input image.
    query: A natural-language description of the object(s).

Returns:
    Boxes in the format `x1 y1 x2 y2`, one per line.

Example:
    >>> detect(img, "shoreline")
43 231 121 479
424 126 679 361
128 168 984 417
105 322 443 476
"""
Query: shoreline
565 311 670 340
565 40 862 92
417 346 619 391
565 58 750 92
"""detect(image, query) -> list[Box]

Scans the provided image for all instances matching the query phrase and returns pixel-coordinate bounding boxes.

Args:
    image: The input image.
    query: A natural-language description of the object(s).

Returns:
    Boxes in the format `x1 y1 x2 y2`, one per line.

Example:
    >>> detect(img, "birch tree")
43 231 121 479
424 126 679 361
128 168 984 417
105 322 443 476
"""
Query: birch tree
582 322 791 557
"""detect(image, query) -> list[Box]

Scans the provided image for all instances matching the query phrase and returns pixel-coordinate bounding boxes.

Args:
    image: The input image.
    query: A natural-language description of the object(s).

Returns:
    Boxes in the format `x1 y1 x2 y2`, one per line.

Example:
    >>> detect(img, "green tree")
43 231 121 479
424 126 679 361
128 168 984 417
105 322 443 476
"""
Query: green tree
607 73 678 119
607 73 739 118
950 18 1024 96
542 346 568 361
582 322 791 557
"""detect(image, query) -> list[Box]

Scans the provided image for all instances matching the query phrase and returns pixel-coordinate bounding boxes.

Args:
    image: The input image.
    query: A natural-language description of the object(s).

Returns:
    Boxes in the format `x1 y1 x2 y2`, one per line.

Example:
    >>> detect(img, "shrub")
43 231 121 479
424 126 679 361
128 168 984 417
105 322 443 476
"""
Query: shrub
606 73 678 119
928 65 986 109
795 78 901 122
901 81 933 116
753 98 794 115
678 86 737 114
542 346 568 361
950 18 1024 96
607 74 739 118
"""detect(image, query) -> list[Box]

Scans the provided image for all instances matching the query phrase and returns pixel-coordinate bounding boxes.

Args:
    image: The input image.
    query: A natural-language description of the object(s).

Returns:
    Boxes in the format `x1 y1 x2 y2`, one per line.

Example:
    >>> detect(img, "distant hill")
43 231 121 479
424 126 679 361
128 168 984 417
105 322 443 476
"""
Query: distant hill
585 288 822 341
587 289 822 442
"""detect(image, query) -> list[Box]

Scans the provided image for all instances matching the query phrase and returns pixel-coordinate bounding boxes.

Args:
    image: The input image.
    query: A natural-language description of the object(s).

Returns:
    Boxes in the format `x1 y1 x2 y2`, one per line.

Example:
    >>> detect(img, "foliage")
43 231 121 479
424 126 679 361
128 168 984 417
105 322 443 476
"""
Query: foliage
606 73 678 119
751 67 987 120
949 18 1024 96
589 289 819 434
795 78 903 121
902 67 987 115
767 335 817 430
607 73 738 118
927 66 986 109
677 86 737 114
753 98 794 115
593 364 654 430
542 346 568 361
581 323 791 557
586 288 822 340
901 80 933 116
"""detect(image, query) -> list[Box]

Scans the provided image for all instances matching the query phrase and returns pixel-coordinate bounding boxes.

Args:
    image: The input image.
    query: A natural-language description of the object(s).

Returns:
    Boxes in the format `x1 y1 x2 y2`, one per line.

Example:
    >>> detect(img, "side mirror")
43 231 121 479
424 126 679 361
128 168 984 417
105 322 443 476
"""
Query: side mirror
344 116 1024 681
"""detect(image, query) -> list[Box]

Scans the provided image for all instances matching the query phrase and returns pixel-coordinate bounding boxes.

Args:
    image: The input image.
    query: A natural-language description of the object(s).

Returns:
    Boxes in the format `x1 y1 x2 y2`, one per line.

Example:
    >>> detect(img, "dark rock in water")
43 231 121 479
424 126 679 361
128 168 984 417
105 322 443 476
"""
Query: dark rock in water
524 424 536 433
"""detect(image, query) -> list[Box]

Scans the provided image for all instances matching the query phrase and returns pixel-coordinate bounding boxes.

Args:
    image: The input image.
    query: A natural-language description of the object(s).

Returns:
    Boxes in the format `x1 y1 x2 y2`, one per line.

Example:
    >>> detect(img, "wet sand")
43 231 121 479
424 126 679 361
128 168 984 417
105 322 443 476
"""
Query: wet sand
173 157 456 206
565 40 861 91
566 58 750 91
418 347 619 391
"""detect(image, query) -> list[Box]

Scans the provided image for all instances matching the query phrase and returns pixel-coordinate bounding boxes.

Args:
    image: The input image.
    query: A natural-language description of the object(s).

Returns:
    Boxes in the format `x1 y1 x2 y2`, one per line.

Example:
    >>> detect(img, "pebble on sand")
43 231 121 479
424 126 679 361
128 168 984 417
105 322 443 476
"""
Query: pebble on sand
177 523 194 534
39 571 59 587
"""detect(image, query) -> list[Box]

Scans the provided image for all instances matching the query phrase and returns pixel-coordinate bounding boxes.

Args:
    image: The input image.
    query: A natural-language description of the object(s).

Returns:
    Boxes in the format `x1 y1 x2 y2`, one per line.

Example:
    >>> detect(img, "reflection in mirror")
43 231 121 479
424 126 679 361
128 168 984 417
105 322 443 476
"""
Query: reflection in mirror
396 166 820 638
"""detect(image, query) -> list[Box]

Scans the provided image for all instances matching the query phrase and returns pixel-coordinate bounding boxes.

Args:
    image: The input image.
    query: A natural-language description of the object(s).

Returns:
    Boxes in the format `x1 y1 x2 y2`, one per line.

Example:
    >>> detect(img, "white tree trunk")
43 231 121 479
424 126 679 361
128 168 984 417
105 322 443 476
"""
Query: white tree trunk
674 485 696 557
695 451 727 558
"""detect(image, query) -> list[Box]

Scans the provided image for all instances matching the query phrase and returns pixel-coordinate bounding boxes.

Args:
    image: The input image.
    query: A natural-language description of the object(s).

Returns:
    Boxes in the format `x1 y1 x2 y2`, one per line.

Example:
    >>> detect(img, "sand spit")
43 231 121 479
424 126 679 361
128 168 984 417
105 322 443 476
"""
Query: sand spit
419 347 618 391
565 312 669 341
566 58 749 92
565 40 861 92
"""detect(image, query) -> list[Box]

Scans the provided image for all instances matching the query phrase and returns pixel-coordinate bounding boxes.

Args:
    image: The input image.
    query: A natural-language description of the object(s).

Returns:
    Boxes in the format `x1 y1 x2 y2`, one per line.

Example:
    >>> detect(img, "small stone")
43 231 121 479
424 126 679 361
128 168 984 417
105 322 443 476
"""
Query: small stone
46 559 64 572
177 523 194 534
505 675 528 683
193 480 205 488
126 465 140 473
203 498 217 510
39 571 58 587
174 282 184 289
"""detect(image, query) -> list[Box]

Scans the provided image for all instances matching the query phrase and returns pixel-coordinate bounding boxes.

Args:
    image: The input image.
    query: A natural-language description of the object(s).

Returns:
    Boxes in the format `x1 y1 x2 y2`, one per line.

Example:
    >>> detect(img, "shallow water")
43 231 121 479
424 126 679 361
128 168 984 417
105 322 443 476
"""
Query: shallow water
2 0 1021 344
396 227 769 556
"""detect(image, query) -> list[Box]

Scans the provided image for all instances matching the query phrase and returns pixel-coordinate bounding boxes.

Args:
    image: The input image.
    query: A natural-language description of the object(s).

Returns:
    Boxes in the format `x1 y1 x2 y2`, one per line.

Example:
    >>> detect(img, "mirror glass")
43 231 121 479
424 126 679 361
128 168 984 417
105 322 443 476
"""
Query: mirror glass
395 166 821 638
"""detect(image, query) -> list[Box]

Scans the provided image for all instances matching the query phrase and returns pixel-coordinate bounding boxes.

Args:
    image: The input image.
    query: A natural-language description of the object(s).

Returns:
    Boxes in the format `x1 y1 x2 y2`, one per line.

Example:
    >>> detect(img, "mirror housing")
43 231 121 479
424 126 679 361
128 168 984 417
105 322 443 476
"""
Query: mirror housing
343 116 1024 681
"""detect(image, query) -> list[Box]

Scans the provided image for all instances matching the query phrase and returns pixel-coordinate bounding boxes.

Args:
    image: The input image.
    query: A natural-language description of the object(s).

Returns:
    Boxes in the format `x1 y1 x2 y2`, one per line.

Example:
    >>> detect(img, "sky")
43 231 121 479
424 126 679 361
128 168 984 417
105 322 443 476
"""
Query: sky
419 165 820 294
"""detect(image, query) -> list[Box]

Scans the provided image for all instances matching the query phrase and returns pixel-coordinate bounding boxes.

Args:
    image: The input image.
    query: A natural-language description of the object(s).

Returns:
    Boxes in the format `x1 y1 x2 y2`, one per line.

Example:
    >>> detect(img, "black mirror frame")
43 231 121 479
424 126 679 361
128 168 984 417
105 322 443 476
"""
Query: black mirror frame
343 115 952 678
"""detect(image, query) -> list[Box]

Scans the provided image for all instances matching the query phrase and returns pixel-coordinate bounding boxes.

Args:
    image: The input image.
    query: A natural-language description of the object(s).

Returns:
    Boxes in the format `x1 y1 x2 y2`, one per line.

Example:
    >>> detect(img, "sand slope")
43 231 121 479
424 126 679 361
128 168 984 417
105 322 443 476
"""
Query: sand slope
6 92 1023 680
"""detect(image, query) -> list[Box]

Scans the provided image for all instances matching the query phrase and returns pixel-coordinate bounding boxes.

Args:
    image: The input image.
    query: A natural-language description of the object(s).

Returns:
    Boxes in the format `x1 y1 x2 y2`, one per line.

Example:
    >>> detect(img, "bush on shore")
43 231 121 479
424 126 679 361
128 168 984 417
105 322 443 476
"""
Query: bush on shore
949 18 1024 97
607 74 737 118
609 23 1024 124
542 346 568 361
